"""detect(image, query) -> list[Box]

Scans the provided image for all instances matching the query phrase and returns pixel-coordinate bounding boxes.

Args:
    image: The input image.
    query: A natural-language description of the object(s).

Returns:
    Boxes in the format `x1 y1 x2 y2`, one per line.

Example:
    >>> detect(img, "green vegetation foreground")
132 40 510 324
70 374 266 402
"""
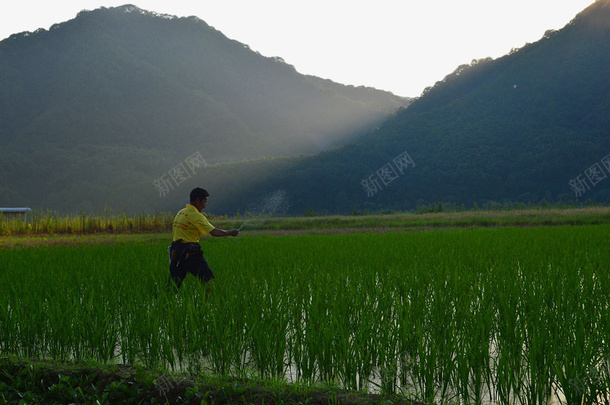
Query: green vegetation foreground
1 225 609 404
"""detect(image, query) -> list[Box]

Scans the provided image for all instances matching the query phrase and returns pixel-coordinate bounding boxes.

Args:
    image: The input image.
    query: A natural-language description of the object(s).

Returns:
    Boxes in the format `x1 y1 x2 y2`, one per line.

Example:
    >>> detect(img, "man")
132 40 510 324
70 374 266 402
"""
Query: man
169 187 239 289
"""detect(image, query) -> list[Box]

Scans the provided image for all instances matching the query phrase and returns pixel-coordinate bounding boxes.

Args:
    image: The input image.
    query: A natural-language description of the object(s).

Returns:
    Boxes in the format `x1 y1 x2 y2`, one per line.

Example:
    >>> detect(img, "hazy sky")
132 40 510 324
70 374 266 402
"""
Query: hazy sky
0 0 596 97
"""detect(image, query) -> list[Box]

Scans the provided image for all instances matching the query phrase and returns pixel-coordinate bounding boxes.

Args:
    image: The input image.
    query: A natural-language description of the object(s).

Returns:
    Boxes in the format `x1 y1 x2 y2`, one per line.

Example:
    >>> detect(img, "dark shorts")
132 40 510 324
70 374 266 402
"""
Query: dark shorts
169 241 214 288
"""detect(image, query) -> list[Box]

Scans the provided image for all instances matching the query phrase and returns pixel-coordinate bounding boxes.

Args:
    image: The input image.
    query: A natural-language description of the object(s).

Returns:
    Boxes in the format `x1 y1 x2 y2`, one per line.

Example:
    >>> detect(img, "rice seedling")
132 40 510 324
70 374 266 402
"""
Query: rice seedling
1 224 608 404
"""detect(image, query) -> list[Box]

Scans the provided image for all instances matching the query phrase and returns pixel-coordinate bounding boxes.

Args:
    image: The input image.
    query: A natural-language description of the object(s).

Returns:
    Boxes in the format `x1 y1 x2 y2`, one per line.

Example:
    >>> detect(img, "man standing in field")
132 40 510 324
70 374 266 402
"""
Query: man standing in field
169 187 239 289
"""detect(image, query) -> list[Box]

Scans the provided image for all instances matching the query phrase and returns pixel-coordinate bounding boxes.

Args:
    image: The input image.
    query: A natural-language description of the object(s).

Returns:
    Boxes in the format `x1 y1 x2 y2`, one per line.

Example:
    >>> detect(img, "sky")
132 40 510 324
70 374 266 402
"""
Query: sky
0 0 597 97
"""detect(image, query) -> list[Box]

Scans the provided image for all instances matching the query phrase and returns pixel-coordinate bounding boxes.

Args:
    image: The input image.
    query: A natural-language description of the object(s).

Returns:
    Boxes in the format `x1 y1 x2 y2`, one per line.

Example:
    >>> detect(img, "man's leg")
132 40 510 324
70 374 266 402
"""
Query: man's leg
169 260 187 289
184 254 215 295
168 242 188 289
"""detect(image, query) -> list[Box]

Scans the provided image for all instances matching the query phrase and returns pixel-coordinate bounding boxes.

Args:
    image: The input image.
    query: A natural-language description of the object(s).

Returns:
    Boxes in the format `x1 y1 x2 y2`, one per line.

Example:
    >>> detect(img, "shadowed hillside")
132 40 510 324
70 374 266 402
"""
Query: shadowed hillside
231 0 609 214
0 4 407 212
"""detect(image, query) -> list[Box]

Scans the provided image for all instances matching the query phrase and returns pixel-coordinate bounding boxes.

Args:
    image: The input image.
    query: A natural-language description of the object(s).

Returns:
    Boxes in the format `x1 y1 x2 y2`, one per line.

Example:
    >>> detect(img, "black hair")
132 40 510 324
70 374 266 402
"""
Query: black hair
190 187 210 203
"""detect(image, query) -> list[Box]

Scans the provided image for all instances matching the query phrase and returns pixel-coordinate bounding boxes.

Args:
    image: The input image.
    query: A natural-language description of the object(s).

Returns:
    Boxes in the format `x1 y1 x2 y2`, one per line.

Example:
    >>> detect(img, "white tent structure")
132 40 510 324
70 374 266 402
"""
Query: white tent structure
0 207 32 222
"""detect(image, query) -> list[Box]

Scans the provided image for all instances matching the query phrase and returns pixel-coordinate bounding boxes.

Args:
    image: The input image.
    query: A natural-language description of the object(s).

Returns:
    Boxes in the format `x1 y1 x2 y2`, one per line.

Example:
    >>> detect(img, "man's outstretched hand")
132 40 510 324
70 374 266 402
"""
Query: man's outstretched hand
210 228 240 237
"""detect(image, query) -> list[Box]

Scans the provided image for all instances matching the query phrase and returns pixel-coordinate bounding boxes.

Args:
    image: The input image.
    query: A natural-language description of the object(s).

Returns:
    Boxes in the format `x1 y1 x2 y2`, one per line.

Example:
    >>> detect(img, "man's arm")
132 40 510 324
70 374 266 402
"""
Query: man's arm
210 228 239 237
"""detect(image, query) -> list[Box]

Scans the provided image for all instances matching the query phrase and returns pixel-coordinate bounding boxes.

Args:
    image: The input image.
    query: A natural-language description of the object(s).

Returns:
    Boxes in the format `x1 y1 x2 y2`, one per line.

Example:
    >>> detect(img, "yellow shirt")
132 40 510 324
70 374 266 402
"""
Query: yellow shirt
172 204 215 242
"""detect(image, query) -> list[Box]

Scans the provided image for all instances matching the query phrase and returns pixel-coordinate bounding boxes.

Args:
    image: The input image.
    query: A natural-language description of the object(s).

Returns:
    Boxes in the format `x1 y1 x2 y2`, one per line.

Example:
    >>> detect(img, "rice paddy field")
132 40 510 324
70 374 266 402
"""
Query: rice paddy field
1 210 609 404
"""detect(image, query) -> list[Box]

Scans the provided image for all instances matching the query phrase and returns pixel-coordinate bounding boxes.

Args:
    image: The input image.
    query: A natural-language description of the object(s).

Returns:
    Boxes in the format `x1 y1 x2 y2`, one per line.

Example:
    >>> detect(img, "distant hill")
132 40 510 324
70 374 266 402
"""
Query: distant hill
0 4 407 212
234 0 610 214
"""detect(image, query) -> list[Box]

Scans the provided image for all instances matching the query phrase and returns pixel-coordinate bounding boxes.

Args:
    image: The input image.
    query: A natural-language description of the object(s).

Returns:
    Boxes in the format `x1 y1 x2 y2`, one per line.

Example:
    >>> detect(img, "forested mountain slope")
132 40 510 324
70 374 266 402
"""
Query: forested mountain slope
0 4 406 212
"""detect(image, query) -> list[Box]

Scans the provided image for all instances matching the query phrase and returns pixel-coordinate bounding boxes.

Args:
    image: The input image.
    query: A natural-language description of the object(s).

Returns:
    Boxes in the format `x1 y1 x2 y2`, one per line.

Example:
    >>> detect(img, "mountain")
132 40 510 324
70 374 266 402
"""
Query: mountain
234 0 610 214
0 4 407 212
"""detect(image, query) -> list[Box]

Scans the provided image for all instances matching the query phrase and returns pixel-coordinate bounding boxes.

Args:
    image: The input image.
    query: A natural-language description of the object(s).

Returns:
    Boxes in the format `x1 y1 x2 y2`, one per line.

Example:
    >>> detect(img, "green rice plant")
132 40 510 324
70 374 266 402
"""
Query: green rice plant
10 284 49 359
246 279 290 379
597 273 610 405
345 275 380 392
550 268 595 404
305 275 338 384
1 223 609 404
44 284 77 361
205 287 246 376
374 294 401 396
332 265 375 393
452 270 495 405
0 292 16 356
550 246 610 405
285 272 317 384
491 263 528 403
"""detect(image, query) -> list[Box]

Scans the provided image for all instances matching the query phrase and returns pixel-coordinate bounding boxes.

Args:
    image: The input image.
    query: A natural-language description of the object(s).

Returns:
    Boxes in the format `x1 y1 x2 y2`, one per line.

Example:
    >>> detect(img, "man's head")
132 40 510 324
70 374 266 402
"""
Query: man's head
190 187 210 212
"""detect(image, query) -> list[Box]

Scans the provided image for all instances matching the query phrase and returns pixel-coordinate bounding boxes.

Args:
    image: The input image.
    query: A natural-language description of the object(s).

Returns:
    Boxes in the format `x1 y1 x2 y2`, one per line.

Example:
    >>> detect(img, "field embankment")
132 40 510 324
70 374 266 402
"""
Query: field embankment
1 206 609 241
1 357 412 404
